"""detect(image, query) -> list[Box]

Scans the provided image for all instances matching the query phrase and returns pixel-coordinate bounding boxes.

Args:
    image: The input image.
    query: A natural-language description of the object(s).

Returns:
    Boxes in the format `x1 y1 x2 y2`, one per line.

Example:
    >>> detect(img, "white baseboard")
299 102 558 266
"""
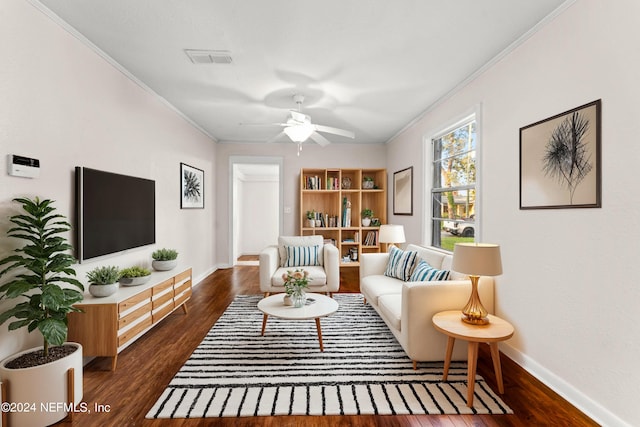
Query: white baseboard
500 343 629 427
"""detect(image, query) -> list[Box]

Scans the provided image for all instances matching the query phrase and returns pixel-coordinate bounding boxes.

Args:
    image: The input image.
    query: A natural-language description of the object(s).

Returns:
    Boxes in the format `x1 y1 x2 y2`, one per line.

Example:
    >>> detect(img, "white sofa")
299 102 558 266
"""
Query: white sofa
360 244 494 366
259 235 340 296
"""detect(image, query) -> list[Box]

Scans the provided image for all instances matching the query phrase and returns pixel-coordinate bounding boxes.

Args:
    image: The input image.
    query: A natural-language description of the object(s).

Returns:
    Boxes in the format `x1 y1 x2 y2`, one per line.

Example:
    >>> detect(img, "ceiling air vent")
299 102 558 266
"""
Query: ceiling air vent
184 49 232 64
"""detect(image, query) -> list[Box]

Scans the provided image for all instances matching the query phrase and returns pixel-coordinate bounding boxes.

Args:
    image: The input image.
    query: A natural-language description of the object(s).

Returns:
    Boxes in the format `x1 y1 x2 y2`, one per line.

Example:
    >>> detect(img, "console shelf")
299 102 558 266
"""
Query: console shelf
67 267 192 370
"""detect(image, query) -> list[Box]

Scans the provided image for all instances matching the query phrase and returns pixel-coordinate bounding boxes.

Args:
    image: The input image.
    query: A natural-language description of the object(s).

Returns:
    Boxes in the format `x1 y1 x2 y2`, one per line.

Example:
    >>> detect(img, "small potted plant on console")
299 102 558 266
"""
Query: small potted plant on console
119 266 151 286
152 248 178 271
86 265 120 297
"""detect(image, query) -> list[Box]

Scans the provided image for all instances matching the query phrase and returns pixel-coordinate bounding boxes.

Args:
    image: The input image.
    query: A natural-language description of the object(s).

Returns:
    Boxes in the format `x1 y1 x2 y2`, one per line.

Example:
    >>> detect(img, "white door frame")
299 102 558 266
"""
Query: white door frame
228 156 284 266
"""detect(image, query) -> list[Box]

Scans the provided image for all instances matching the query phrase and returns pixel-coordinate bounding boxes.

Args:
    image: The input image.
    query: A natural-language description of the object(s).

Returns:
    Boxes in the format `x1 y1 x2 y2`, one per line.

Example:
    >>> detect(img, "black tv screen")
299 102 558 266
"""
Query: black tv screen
75 167 155 261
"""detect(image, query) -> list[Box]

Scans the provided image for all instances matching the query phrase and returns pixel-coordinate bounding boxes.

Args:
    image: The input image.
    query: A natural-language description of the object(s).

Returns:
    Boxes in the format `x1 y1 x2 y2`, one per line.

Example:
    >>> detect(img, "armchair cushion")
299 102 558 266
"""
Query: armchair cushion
270 266 328 288
409 259 450 281
383 246 418 281
283 245 321 267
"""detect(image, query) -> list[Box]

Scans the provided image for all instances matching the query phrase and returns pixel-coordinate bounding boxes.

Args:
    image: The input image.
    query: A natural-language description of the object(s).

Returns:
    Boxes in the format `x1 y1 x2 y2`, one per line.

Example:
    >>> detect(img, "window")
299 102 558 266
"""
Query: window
430 117 477 251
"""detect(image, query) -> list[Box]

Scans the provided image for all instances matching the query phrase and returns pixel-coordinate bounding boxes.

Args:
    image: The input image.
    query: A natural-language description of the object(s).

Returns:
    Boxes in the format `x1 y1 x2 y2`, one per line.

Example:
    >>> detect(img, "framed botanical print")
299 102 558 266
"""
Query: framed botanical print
520 100 601 209
180 163 204 209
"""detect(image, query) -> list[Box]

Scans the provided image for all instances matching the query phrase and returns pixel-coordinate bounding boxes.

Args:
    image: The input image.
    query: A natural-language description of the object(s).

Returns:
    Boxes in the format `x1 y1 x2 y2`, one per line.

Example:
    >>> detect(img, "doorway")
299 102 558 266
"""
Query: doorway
229 156 283 266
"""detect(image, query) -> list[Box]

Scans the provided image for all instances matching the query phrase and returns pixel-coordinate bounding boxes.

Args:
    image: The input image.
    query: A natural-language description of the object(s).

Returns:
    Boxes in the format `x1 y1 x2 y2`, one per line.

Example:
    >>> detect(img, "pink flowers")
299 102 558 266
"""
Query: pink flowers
283 268 309 295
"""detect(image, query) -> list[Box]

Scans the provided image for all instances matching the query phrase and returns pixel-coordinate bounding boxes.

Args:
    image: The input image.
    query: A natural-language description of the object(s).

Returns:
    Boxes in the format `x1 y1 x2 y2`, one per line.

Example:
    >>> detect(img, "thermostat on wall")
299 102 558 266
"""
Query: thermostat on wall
7 154 40 178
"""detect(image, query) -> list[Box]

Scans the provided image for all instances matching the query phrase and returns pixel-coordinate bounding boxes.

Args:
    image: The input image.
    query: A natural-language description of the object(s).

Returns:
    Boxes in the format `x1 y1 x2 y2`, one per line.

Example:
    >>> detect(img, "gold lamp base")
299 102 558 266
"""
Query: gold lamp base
461 275 489 325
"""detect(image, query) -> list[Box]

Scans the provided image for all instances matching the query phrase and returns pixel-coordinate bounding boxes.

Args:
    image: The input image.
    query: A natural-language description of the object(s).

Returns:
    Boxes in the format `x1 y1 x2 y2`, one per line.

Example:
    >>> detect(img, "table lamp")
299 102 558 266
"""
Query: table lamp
378 224 405 251
451 243 502 325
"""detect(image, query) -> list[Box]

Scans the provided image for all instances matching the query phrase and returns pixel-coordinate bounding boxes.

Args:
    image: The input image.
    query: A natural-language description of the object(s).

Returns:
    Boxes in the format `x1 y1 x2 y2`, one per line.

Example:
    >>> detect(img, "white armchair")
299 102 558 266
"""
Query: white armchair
259 235 340 296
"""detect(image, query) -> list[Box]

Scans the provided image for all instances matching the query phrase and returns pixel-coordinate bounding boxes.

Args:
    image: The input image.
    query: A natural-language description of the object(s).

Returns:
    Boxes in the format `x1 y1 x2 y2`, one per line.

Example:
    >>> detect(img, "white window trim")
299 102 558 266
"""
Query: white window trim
422 104 483 248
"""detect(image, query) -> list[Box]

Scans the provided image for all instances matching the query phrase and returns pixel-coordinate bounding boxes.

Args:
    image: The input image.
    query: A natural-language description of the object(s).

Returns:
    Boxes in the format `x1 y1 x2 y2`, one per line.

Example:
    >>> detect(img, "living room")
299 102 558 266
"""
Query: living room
1 0 637 426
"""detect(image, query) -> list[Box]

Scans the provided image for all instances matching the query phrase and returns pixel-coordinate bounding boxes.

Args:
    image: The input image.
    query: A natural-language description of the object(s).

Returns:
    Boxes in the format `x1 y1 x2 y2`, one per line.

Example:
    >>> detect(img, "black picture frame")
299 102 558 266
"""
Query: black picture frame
393 166 413 215
180 163 204 209
520 100 601 209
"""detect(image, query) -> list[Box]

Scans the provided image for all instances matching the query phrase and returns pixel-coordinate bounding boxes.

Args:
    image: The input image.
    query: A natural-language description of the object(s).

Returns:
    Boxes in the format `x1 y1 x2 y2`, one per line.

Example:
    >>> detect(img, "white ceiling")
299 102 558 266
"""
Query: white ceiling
34 0 569 145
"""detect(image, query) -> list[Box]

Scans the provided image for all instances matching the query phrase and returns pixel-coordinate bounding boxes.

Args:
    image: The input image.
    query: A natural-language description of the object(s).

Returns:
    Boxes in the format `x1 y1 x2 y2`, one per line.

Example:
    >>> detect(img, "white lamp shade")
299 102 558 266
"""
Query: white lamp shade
284 123 314 142
451 243 503 276
379 224 406 244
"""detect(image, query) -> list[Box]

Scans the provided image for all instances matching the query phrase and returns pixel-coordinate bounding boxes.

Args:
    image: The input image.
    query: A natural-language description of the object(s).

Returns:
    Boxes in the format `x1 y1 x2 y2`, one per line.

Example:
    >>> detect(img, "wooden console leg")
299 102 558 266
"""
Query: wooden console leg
181 302 188 314
1 380 8 427
111 355 118 371
64 368 75 422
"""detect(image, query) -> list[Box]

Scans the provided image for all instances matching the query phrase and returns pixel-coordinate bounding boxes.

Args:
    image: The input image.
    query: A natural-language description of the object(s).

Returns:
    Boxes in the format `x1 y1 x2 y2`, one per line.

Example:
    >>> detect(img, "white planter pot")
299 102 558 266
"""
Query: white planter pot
362 217 371 227
0 343 83 427
89 283 118 297
152 259 177 271
119 275 151 286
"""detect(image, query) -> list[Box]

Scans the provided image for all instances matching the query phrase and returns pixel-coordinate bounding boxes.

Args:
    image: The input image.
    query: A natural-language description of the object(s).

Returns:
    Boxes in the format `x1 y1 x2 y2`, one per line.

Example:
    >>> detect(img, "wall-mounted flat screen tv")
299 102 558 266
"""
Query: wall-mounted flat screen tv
75 167 155 262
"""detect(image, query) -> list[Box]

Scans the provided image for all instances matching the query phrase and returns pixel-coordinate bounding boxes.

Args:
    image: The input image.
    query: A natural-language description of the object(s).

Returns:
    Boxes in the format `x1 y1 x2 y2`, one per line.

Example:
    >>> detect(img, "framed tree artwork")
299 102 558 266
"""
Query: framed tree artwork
180 163 204 209
393 166 413 215
520 100 601 209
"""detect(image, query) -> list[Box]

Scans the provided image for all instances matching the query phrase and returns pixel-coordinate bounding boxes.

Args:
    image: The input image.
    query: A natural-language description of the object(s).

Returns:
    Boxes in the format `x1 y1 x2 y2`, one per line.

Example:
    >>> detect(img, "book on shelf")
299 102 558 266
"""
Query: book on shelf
305 175 322 190
324 238 337 247
364 231 378 246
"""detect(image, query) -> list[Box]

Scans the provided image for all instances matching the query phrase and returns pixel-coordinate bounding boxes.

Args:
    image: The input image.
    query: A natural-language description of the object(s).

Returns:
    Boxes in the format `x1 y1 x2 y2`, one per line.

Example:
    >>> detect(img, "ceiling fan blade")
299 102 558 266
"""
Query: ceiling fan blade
289 110 310 124
239 122 287 127
266 131 286 143
313 124 355 139
309 131 331 147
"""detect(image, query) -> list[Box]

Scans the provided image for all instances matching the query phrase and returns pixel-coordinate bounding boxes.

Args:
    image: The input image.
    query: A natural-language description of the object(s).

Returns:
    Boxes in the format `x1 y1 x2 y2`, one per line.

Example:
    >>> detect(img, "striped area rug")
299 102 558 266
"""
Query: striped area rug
146 294 512 419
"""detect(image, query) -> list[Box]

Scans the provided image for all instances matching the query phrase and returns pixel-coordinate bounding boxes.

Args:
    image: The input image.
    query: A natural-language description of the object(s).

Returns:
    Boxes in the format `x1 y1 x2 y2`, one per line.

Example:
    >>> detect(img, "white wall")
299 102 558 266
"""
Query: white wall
387 1 639 425
0 0 217 361
239 179 279 256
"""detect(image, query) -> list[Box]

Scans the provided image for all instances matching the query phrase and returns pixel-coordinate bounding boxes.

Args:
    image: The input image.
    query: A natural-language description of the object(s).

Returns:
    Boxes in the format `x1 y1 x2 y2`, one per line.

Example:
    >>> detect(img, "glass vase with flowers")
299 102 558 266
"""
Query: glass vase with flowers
283 269 310 308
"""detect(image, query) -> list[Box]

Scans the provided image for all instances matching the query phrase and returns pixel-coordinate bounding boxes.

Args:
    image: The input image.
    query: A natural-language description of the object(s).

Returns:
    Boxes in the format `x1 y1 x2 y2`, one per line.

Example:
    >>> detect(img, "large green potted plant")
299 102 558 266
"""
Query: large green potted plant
0 197 85 427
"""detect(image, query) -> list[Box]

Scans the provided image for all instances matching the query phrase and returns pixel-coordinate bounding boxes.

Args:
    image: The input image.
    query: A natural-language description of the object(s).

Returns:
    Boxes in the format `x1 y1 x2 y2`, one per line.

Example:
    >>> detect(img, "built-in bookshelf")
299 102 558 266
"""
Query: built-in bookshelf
300 168 387 267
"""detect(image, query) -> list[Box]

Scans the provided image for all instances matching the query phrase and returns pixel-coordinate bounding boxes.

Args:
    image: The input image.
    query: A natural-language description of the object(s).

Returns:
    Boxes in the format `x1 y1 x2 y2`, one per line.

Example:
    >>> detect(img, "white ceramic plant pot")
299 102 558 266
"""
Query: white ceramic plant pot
362 217 371 227
119 275 151 286
0 343 83 427
89 283 118 297
152 259 177 271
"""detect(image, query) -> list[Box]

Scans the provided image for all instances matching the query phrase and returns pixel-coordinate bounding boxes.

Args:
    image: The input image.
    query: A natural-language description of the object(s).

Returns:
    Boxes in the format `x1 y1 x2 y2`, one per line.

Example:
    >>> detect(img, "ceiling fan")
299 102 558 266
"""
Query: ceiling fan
248 94 355 148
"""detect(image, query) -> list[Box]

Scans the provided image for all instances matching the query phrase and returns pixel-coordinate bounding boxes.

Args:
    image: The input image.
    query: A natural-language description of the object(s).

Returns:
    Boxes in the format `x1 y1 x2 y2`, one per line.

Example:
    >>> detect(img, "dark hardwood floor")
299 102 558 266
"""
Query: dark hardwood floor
57 266 598 427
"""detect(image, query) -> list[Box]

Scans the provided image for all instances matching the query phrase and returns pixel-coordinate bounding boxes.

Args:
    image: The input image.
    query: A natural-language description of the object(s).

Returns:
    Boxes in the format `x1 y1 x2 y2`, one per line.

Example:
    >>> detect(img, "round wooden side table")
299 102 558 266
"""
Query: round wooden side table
432 310 514 407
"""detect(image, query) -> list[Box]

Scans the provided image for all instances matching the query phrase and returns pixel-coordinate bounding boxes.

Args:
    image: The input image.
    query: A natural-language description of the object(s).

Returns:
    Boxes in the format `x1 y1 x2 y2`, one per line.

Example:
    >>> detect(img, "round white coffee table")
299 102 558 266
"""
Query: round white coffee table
257 293 339 351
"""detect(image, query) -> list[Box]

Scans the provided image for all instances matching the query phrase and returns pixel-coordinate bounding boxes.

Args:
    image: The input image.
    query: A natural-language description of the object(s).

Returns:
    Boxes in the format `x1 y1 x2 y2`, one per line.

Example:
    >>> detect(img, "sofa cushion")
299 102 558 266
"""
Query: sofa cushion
409 259 450 281
378 294 402 332
283 245 321 267
278 235 324 266
383 246 417 281
360 275 404 305
406 244 446 270
271 266 327 287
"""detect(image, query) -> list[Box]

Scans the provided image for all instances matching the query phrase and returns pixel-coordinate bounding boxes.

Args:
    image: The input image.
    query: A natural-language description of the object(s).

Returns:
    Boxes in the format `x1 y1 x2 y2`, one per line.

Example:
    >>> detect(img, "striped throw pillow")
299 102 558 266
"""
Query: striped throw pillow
410 259 450 282
283 245 320 267
383 246 417 281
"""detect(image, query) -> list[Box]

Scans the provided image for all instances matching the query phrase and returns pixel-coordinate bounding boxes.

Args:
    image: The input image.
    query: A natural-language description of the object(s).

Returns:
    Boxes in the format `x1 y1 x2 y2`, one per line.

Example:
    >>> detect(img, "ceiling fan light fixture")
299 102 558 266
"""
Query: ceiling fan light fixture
284 123 314 142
